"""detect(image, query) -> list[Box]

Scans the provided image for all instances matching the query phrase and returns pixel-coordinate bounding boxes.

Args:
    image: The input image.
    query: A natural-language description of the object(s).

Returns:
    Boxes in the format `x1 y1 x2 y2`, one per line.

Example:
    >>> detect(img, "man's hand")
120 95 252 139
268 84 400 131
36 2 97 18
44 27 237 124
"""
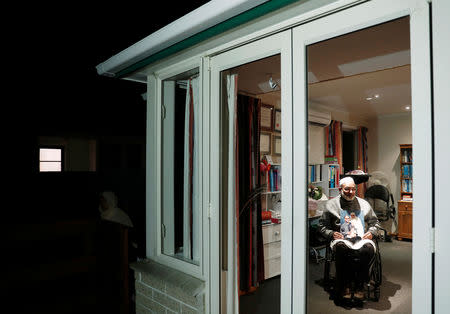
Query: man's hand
362 232 373 240
333 232 344 240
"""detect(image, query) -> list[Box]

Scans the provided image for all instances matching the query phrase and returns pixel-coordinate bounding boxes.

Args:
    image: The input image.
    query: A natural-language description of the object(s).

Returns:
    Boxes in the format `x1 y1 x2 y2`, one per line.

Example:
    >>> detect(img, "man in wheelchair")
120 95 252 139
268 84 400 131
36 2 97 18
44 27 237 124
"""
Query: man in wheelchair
318 176 381 302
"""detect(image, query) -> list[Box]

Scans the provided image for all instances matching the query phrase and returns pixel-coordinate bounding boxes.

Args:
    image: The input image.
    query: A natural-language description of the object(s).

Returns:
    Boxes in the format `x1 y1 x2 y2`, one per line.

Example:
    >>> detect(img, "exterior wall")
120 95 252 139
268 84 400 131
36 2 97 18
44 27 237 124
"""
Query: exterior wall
131 260 205 314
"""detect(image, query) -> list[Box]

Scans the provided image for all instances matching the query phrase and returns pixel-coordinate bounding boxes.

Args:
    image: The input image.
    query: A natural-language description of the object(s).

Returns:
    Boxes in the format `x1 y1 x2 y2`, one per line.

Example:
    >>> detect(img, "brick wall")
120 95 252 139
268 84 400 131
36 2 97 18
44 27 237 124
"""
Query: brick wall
131 260 205 314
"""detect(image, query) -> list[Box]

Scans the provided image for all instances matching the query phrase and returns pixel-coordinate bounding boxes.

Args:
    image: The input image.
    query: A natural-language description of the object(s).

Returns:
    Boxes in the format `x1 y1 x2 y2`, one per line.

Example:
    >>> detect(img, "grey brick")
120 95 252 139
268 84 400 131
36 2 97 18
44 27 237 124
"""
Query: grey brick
136 293 167 314
135 281 154 299
141 272 166 292
166 286 199 309
181 304 202 314
136 304 153 314
153 290 181 312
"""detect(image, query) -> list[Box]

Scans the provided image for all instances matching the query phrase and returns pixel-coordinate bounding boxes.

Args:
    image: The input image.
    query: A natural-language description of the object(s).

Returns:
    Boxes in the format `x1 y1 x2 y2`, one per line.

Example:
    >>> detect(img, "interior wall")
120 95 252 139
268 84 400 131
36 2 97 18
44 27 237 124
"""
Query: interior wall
307 106 369 166
367 113 412 205
308 125 325 165
257 91 281 164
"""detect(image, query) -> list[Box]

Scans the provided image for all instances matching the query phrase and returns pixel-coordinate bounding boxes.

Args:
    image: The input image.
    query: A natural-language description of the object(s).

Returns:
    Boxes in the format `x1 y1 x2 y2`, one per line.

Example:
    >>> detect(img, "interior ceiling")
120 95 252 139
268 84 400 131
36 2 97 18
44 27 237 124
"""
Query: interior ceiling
236 17 411 120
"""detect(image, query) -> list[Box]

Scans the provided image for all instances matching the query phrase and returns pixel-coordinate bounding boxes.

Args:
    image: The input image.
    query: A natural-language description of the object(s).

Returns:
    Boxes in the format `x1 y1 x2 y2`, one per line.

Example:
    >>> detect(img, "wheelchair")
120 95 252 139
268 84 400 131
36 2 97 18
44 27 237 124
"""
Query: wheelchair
321 236 382 304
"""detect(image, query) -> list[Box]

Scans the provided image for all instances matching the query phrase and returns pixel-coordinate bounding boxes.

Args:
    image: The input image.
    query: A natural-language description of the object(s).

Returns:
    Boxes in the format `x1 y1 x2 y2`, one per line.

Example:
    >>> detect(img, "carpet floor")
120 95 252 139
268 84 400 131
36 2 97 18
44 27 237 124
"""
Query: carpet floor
240 239 412 314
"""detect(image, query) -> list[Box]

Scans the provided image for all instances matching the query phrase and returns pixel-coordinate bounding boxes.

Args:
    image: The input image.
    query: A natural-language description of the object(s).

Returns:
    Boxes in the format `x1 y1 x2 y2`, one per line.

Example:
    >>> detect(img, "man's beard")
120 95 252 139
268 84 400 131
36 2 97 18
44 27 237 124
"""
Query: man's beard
341 191 356 201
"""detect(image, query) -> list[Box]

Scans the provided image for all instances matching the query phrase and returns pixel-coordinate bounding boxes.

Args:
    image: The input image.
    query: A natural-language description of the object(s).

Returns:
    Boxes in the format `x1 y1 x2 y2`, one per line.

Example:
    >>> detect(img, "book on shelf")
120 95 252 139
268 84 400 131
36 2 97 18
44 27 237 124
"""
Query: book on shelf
402 195 413 201
402 179 413 193
402 149 412 163
328 165 340 188
308 164 323 183
402 164 412 178
263 164 282 192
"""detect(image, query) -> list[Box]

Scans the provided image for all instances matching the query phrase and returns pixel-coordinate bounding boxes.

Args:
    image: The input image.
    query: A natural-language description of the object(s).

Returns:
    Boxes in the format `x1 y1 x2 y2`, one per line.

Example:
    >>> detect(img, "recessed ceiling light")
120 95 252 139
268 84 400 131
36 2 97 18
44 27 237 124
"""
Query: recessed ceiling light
405 106 411 110
374 94 380 98
366 97 373 101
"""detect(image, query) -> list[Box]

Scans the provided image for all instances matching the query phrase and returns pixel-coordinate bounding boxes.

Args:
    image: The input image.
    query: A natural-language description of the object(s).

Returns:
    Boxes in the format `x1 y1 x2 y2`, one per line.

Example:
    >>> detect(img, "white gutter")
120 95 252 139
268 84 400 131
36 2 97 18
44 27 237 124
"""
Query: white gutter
96 0 268 77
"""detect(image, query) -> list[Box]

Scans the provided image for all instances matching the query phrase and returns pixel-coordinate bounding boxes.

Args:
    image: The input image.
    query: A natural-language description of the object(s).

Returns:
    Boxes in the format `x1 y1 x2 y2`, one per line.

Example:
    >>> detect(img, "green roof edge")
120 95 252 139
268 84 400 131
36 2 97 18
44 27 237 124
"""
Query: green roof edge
117 0 300 78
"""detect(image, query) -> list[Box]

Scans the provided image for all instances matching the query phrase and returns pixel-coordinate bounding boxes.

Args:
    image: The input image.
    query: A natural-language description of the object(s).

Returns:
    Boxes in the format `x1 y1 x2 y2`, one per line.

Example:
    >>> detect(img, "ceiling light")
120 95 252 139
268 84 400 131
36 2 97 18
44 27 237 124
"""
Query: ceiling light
366 97 373 101
374 94 380 98
269 76 278 89
405 106 411 110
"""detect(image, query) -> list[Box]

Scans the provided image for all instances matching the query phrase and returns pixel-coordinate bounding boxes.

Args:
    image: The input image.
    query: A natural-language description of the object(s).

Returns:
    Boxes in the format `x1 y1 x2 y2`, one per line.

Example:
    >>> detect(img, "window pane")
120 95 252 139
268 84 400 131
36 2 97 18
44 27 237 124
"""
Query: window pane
161 68 200 265
40 148 61 161
220 55 282 313
306 17 412 311
40 161 61 172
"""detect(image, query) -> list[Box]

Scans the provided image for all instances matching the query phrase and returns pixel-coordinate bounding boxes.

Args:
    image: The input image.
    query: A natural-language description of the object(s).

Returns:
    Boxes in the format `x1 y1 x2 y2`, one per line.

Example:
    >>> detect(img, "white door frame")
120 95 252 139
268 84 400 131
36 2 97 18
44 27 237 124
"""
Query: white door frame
209 30 292 314
292 0 433 313
433 0 450 312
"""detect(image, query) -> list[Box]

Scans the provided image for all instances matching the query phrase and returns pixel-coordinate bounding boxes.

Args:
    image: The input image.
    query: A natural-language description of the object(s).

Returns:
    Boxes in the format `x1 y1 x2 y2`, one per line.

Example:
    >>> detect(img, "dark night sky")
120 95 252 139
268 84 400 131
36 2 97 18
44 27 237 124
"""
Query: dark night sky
29 2 210 137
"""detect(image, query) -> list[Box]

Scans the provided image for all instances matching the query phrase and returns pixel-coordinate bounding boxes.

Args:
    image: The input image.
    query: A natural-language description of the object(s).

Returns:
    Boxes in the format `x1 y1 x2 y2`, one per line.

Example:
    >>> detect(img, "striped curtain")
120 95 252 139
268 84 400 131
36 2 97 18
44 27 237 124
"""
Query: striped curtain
236 93 265 294
183 76 199 261
325 120 343 186
356 126 368 197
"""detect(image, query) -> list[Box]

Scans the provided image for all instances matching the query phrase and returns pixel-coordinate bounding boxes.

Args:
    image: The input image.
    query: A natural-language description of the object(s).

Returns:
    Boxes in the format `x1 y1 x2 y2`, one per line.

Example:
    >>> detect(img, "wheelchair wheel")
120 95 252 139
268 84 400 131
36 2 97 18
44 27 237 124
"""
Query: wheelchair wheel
374 285 380 301
372 253 382 286
369 252 382 301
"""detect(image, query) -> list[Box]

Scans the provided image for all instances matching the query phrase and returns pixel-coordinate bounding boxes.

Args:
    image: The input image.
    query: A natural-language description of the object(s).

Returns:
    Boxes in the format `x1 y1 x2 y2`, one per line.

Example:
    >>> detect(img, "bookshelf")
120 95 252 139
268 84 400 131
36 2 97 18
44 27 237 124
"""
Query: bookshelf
261 163 282 214
399 144 413 200
398 144 413 240
260 161 281 279
308 163 340 199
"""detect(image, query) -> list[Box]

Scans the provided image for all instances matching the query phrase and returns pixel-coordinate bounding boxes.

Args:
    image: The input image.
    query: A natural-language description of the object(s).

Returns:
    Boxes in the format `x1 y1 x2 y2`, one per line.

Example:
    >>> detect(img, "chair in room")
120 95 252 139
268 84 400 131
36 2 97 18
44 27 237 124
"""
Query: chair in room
364 184 396 242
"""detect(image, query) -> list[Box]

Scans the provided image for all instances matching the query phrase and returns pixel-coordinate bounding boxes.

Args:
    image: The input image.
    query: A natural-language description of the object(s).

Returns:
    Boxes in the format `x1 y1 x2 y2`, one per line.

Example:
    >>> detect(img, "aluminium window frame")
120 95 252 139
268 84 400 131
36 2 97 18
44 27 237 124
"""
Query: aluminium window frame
146 56 206 279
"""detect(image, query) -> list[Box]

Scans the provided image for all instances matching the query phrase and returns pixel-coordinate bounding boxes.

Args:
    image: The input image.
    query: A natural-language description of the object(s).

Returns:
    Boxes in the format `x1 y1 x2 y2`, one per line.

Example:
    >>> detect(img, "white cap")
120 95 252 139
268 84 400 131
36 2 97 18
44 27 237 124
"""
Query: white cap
340 176 355 187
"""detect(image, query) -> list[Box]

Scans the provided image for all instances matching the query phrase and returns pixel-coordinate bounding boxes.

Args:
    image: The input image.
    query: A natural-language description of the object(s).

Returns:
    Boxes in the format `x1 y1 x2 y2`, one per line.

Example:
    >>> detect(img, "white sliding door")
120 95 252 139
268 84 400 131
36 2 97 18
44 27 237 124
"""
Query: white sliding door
292 0 433 313
209 30 292 314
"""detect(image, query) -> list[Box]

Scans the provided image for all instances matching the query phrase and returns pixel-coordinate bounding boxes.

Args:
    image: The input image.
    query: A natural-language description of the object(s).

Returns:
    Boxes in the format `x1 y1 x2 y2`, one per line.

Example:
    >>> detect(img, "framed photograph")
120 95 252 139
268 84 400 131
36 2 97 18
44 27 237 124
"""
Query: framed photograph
274 109 281 132
273 135 282 156
260 104 274 131
260 132 271 154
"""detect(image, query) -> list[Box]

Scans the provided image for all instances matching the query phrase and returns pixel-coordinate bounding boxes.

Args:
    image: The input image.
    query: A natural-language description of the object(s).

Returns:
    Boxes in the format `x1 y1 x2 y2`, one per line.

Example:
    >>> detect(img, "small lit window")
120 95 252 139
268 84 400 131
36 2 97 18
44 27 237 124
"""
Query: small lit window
39 148 62 172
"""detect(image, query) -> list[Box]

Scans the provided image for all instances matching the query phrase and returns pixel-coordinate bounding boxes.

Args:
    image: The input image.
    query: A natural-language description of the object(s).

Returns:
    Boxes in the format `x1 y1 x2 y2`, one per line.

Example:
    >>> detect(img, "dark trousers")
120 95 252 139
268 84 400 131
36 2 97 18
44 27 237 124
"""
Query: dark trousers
333 242 375 295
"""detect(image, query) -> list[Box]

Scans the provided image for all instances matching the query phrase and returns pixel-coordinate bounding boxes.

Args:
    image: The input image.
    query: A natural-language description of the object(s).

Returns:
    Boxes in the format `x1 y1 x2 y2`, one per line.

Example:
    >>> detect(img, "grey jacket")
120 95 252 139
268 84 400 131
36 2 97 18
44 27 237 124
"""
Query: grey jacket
318 196 380 240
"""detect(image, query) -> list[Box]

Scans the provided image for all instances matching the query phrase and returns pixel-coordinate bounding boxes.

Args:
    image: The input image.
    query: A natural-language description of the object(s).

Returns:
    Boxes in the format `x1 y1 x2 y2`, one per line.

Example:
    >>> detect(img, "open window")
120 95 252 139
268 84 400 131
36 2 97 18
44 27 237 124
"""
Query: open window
148 59 204 277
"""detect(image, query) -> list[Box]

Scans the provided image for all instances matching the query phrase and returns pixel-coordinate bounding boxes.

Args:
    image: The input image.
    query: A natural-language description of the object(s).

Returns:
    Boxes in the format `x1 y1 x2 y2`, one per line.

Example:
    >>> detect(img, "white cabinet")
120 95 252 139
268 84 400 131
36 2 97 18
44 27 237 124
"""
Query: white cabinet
262 223 281 279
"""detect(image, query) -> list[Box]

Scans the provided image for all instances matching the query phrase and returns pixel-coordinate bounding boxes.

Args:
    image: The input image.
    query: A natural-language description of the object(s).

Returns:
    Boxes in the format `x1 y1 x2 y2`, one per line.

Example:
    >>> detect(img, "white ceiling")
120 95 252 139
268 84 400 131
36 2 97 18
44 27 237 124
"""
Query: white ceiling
235 17 411 120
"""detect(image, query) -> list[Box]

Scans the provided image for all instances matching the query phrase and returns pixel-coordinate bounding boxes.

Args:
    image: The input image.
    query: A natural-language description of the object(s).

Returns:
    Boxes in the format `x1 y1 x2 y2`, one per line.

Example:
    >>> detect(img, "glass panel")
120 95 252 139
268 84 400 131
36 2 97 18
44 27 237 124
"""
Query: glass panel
160 68 200 265
40 161 62 172
39 148 61 161
306 17 412 312
220 55 282 314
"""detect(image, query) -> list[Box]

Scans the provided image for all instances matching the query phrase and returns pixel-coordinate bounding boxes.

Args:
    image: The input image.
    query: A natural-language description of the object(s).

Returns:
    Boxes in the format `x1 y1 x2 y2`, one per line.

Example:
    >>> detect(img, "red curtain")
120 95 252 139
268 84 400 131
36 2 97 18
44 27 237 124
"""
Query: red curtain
236 94 265 294
325 120 343 187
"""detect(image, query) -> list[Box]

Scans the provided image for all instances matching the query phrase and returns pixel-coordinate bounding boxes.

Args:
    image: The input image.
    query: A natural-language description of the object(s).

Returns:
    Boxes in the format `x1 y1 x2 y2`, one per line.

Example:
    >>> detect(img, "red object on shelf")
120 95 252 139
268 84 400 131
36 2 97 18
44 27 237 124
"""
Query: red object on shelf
271 217 281 224
262 211 272 220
